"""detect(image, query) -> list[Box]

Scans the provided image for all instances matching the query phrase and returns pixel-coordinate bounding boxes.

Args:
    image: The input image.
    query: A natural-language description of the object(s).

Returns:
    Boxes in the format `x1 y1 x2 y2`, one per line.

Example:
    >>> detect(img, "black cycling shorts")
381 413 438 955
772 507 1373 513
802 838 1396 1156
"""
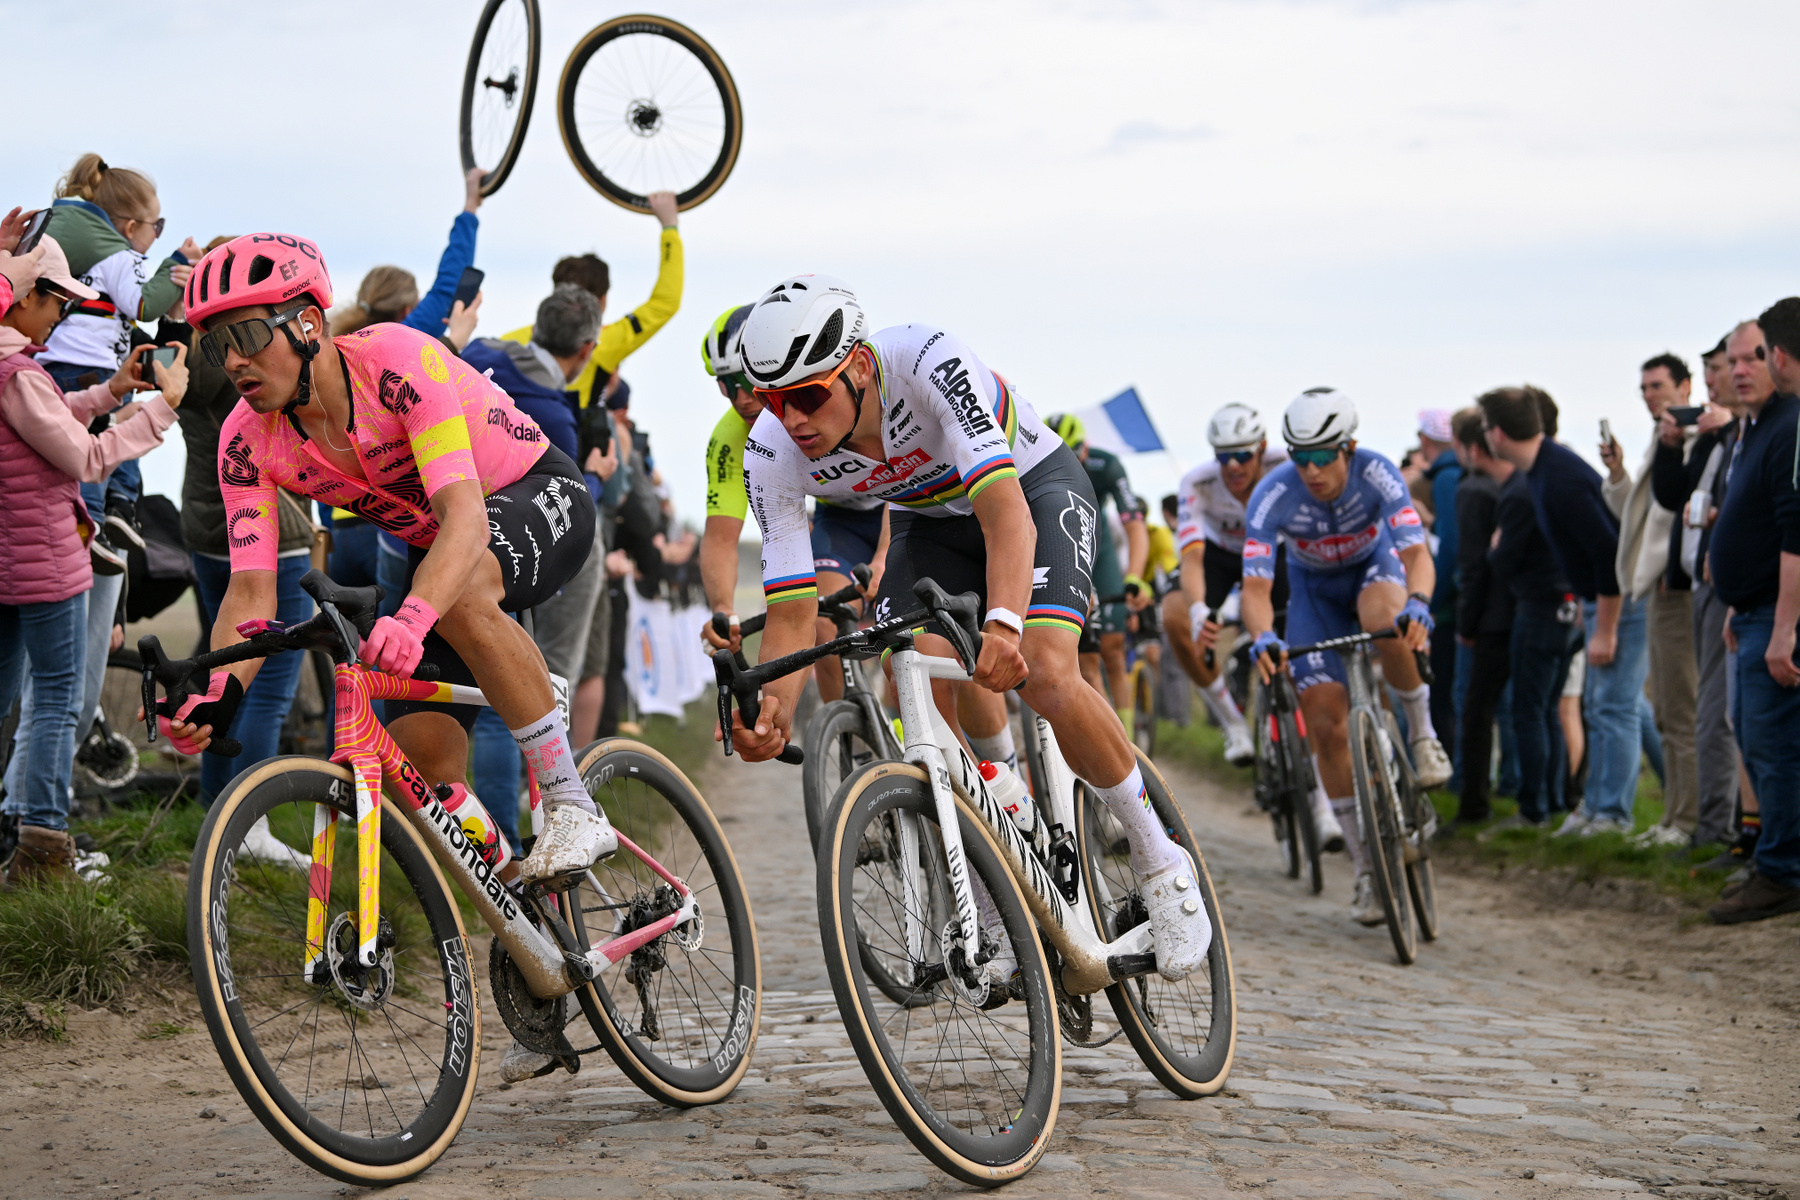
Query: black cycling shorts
386 444 594 731
1200 536 1289 616
873 441 1095 640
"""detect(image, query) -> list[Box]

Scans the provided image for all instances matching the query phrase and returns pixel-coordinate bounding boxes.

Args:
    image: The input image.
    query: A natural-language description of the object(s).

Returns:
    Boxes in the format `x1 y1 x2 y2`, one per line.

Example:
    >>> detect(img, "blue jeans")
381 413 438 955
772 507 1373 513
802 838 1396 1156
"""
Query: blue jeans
5 570 124 802
1729 606 1800 889
1582 596 1650 824
0 594 88 830
1510 603 1579 823
472 710 523 853
327 520 381 589
192 553 314 805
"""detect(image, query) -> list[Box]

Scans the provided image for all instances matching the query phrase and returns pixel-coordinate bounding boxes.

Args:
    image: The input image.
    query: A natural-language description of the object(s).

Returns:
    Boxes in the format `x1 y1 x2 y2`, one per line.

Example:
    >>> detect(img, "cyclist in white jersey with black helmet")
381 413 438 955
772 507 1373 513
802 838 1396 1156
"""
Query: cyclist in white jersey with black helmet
727 274 1211 982
1243 388 1451 926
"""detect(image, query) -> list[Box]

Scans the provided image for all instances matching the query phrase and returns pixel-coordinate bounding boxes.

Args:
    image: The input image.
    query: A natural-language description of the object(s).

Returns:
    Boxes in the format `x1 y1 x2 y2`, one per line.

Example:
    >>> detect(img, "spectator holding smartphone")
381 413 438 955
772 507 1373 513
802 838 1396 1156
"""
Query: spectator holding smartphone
0 235 185 885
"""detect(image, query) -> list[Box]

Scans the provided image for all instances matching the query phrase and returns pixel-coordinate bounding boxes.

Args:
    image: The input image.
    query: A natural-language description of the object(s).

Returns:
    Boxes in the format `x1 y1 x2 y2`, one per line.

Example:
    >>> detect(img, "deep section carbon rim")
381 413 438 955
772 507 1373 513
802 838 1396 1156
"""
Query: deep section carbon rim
557 15 742 211
460 0 540 196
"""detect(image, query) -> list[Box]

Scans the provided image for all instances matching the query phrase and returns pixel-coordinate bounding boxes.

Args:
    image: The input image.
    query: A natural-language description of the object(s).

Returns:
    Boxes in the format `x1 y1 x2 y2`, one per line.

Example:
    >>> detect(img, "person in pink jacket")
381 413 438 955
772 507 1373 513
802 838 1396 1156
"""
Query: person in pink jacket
0 233 187 885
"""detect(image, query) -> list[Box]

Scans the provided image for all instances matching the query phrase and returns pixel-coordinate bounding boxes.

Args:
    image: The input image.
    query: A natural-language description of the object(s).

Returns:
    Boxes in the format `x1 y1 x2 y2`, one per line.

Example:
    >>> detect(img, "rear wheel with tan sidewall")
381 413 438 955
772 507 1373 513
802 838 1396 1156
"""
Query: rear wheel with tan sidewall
1075 749 1236 1098
559 738 761 1107
819 761 1061 1186
189 757 478 1186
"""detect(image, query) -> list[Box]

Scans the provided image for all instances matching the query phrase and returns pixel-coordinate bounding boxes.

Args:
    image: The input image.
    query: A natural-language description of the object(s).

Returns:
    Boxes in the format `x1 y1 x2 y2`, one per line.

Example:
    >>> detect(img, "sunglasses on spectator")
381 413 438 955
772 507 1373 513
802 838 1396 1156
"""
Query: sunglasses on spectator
197 303 310 367
1215 449 1258 465
34 282 77 318
754 352 857 420
1289 445 1347 468
133 216 166 238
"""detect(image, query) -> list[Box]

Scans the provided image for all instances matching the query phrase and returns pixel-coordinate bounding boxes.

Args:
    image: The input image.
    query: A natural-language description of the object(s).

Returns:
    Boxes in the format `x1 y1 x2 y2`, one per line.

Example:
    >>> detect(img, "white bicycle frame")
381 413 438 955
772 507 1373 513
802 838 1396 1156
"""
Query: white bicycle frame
887 646 1156 995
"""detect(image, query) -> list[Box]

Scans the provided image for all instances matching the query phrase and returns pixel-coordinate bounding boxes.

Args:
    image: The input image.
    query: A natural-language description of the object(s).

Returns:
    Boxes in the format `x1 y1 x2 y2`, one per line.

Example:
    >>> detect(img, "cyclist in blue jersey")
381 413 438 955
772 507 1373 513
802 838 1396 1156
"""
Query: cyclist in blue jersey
1242 388 1452 926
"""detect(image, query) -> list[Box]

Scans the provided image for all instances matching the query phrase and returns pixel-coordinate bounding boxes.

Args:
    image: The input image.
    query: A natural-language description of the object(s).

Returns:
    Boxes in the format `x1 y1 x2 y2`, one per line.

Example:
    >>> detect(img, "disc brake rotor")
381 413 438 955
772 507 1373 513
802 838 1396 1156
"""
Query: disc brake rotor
324 912 395 1012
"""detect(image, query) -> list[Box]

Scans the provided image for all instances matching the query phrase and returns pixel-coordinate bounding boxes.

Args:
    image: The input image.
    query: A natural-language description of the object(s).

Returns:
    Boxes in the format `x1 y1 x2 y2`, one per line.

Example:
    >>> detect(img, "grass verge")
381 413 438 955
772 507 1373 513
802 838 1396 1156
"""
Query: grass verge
1157 716 1731 908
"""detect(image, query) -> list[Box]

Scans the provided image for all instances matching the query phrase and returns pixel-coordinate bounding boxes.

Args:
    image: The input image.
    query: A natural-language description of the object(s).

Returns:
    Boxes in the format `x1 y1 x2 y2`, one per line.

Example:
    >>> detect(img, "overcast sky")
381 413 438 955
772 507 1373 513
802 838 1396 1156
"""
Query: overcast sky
12 0 1800 522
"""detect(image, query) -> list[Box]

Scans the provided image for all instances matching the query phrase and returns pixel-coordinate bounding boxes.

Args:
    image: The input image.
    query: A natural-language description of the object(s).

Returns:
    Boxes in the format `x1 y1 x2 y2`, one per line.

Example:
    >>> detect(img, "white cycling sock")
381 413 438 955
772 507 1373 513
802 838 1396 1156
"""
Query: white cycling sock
510 710 595 813
1200 677 1247 733
1096 765 1184 876
1332 796 1369 873
1311 756 1332 820
967 727 1018 775
1394 683 1436 742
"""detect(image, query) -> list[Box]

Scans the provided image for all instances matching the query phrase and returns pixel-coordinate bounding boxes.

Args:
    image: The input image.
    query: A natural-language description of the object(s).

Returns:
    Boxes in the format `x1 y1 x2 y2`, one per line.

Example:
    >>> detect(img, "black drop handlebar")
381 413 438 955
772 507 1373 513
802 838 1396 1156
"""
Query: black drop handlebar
712 577 984 767
139 568 440 758
1280 624 1435 686
712 563 871 642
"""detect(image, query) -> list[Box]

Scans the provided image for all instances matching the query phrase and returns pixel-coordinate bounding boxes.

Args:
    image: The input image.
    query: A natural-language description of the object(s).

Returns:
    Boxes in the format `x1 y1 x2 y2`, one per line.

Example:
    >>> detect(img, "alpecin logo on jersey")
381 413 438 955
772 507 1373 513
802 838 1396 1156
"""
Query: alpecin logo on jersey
1364 459 1405 503
220 433 259 488
377 369 422 416
927 358 994 439
1387 506 1422 529
1243 538 1274 561
1058 490 1096 572
852 449 933 492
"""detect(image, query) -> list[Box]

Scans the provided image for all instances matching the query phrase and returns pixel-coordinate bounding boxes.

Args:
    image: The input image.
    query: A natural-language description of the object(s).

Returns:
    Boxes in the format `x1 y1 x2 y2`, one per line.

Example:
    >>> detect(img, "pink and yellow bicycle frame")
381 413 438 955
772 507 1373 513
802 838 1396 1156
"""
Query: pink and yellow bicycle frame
301 661 700 1003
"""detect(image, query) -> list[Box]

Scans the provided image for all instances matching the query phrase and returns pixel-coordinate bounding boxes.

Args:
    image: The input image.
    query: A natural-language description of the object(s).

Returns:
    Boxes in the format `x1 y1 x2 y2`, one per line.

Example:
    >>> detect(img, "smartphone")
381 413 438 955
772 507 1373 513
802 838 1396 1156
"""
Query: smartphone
15 209 51 256
1600 418 1615 448
1668 405 1704 426
452 266 484 310
145 346 178 383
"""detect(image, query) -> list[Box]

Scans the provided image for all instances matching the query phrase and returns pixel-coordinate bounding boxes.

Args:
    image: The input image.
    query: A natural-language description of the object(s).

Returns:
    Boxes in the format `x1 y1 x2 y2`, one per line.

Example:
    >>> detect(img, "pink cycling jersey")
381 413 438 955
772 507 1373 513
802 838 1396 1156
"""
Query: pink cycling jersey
218 322 549 572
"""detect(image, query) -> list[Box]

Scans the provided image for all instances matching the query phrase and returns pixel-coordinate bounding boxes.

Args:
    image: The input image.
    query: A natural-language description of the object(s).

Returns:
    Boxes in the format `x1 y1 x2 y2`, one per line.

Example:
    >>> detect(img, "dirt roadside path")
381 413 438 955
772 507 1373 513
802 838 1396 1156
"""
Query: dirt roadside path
3 745 1797 1200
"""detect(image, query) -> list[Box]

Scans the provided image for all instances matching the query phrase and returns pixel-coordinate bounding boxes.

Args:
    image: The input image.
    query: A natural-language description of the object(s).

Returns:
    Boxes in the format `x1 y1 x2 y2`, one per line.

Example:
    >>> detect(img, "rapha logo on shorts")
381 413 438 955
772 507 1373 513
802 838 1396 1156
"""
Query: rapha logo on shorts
1058 490 1096 573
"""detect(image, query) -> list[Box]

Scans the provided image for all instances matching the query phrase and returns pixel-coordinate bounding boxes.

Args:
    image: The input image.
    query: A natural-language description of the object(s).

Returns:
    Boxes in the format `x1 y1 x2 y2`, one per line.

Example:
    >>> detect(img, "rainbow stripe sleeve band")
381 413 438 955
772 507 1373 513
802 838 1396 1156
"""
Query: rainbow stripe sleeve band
764 573 818 604
964 454 1017 500
1025 603 1085 634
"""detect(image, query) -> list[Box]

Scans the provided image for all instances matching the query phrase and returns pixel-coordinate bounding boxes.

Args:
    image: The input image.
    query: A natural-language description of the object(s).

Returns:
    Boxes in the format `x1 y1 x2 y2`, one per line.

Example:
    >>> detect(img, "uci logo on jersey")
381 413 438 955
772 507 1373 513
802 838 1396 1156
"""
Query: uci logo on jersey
811 461 864 484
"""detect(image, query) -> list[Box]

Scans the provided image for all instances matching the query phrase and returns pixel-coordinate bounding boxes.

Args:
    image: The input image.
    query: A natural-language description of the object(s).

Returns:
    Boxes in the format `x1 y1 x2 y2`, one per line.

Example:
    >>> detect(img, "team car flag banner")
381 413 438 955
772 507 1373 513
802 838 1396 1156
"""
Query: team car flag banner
1073 388 1167 457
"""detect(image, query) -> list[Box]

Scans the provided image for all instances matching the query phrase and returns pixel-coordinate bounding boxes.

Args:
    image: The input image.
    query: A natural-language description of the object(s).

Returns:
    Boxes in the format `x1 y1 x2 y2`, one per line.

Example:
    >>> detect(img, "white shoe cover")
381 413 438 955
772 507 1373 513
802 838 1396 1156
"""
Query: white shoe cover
1310 791 1346 853
519 804 617 886
1351 872 1385 926
1142 856 1213 981
1222 723 1255 768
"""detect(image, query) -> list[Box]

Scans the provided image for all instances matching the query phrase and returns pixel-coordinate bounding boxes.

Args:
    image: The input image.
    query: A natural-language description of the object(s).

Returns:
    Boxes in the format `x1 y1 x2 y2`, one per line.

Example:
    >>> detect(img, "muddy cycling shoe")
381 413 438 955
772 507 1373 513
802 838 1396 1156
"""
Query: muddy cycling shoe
1351 873 1384 926
1222 723 1255 768
1310 792 1346 853
519 804 618 888
500 1039 560 1083
1142 857 1212 981
1409 737 1453 788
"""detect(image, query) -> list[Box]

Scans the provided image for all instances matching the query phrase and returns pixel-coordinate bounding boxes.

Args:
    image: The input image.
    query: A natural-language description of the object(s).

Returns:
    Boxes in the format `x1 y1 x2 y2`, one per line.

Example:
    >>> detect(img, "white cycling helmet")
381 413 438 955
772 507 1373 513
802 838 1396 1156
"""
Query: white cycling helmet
740 274 866 389
1206 403 1266 451
1282 387 1359 449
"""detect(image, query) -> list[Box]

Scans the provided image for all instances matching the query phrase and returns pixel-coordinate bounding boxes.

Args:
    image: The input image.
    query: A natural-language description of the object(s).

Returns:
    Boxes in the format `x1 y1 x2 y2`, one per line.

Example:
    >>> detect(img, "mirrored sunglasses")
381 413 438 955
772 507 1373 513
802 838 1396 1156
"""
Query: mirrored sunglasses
197 303 308 367
1215 449 1257 465
1289 446 1347 468
753 353 856 421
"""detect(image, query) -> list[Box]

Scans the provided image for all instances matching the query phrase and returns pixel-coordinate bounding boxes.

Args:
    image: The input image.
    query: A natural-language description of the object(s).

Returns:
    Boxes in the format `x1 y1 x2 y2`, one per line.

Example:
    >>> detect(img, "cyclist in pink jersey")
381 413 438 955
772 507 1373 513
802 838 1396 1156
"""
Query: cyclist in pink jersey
156 233 615 895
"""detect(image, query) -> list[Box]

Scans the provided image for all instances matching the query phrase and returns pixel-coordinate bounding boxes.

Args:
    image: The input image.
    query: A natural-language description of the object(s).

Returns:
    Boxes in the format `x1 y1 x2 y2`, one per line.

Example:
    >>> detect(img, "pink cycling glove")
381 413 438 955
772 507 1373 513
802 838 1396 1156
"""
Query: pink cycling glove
156 670 243 755
361 597 440 677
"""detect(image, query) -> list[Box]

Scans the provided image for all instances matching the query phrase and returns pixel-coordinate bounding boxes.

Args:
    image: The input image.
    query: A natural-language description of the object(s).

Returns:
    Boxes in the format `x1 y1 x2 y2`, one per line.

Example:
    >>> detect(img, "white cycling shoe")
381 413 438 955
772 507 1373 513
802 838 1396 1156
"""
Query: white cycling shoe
500 1039 558 1083
1410 737 1453 788
1222 723 1255 768
1351 873 1385 926
1142 857 1212 981
1310 793 1346 853
518 804 617 887
241 814 310 872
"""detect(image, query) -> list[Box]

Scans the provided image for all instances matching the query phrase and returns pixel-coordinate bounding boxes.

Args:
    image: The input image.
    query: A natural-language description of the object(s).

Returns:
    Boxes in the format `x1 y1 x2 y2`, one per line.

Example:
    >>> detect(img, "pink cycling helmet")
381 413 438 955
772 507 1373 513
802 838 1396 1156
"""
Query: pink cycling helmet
185 233 332 331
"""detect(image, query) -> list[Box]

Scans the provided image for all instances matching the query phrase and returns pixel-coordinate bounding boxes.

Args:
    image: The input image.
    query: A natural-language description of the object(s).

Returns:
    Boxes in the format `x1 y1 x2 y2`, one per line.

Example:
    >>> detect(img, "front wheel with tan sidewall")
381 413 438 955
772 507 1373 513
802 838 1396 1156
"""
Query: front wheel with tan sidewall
558 738 760 1107
818 761 1061 1187
1075 749 1237 1098
189 757 478 1186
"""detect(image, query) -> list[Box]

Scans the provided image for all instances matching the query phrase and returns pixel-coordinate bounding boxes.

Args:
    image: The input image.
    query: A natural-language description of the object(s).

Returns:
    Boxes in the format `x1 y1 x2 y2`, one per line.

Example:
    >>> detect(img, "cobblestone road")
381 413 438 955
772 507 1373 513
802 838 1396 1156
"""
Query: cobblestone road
5 750 1798 1200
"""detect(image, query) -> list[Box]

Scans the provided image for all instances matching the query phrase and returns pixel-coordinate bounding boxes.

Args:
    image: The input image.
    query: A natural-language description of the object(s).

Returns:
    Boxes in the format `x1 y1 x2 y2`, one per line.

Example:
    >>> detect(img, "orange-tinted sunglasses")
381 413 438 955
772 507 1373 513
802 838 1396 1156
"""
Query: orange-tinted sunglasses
754 352 857 420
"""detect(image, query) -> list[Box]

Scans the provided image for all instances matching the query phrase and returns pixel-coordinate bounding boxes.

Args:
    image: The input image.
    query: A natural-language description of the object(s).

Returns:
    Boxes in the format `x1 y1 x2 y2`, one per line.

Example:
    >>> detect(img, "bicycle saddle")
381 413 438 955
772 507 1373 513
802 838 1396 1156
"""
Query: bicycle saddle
299 569 385 637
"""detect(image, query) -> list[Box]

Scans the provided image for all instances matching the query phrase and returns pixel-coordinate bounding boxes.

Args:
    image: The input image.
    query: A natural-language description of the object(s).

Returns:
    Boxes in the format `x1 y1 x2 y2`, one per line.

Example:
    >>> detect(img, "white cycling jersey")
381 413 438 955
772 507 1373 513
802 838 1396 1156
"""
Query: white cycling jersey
744 323 1056 604
1175 446 1290 556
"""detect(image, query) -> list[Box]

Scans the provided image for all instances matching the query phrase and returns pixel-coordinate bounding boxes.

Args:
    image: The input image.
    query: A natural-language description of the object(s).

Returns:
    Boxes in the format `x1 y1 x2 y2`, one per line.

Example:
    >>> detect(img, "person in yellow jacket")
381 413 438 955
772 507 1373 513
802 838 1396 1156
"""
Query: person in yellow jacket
503 191 683 409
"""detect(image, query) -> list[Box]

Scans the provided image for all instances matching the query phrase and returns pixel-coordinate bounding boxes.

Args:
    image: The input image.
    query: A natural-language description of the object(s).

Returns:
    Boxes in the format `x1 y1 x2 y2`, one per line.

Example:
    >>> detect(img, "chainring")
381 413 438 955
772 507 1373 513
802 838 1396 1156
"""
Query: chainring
490 942 573 1056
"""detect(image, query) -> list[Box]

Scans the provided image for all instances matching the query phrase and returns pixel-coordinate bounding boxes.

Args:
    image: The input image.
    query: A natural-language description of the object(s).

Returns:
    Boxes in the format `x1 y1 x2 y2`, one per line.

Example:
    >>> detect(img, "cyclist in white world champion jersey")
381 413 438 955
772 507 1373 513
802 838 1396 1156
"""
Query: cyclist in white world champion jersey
727 275 1211 982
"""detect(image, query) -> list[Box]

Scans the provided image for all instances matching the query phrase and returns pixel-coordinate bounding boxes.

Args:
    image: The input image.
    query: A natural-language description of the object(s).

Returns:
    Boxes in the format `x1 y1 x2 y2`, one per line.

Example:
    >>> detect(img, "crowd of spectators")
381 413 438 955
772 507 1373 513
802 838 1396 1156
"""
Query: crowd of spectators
1403 306 1800 925
0 151 700 882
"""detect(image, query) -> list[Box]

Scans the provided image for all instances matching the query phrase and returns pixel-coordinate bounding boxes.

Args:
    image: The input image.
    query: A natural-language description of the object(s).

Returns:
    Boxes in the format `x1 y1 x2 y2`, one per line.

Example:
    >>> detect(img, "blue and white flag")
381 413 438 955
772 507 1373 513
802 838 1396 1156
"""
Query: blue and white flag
1074 388 1166 457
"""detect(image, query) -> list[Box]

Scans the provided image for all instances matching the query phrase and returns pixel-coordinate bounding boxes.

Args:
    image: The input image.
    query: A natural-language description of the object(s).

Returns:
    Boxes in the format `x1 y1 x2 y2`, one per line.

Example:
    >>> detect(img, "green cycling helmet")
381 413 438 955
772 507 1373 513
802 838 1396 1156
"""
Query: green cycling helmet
701 303 754 378
1046 412 1087 451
